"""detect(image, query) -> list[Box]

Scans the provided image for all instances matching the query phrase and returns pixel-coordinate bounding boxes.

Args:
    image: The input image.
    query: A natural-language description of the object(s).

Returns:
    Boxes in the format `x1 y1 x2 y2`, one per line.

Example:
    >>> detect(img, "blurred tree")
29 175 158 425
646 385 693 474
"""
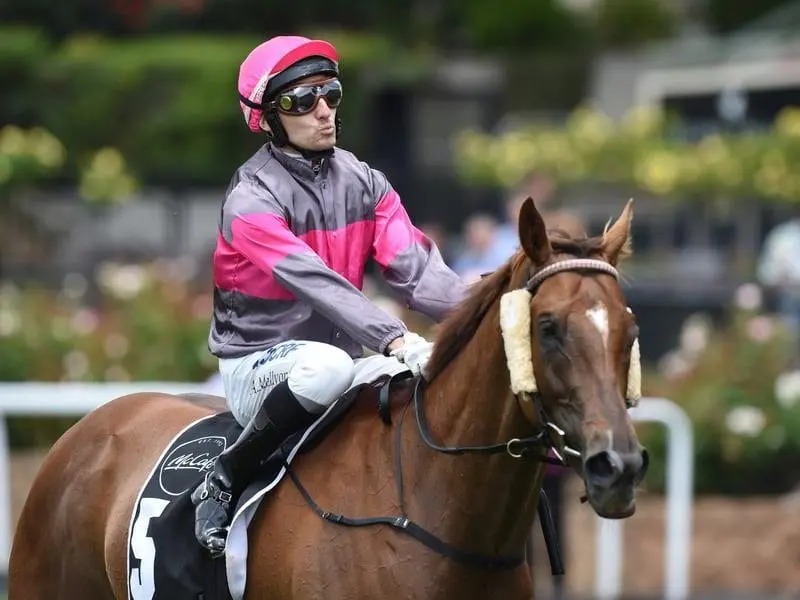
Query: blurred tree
703 0 796 34
0 27 49 127
594 0 678 49
0 0 129 38
0 0 685 53
184 0 397 35
452 0 591 52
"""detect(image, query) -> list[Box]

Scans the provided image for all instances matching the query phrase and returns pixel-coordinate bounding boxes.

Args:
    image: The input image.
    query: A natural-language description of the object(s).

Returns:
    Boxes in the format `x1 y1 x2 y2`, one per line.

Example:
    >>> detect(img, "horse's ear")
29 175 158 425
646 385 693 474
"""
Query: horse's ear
603 199 634 266
518 197 551 266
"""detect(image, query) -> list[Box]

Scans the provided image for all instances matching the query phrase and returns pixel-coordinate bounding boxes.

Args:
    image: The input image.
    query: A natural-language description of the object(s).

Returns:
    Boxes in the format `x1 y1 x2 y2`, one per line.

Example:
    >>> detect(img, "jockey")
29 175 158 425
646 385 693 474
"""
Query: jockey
191 35 468 555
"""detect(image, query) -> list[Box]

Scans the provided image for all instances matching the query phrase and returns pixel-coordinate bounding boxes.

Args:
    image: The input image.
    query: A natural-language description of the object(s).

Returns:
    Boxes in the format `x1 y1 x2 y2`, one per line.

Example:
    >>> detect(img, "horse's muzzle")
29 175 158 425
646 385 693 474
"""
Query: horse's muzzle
582 446 649 519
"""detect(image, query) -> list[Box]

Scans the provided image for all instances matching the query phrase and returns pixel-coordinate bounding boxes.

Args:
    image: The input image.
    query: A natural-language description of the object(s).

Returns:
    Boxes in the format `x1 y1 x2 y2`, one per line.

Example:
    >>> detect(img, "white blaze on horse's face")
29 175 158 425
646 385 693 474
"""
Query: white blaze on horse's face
585 302 609 349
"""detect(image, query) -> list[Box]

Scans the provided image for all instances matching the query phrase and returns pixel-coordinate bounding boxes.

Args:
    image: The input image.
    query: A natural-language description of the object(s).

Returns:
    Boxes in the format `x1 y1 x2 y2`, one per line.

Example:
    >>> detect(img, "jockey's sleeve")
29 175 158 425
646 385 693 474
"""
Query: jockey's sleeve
226 184 408 355
369 169 468 322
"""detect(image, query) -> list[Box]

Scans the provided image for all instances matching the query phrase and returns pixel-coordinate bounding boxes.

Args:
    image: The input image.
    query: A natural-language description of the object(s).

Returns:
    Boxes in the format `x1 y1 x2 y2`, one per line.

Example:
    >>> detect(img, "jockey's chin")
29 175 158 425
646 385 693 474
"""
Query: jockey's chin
280 110 337 152
314 127 337 149
285 128 336 152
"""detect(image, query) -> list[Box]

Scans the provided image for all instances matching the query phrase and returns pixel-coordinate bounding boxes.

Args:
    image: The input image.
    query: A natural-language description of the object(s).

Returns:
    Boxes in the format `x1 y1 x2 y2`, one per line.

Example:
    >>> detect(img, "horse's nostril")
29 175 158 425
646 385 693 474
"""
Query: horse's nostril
584 450 619 481
636 447 650 481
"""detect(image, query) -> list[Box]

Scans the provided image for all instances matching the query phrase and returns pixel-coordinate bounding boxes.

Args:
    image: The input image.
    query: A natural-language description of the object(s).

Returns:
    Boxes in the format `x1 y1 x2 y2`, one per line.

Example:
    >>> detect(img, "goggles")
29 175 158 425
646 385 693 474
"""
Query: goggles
271 79 343 115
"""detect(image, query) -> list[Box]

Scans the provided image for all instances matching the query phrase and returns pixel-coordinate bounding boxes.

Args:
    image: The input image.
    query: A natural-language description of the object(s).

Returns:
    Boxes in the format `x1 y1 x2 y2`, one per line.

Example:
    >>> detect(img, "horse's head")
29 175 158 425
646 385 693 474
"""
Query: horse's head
501 197 647 519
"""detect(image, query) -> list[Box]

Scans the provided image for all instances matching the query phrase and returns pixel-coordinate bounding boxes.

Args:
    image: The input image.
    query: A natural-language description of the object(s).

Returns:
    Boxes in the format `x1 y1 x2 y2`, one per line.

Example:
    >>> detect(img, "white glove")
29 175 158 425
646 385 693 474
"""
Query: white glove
389 331 434 379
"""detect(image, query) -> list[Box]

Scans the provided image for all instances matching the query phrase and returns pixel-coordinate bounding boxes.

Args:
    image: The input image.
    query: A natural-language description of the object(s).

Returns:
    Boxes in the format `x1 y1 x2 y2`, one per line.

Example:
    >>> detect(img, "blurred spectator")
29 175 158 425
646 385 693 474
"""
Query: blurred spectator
494 171 558 252
419 221 457 265
543 210 586 239
451 214 507 282
757 213 800 358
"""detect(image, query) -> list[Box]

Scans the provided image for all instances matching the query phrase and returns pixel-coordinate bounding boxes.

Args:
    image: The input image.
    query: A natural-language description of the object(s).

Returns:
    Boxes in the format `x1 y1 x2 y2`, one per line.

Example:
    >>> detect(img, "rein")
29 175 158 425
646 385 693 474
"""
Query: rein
286 375 558 571
285 258 621 579
411 377 572 464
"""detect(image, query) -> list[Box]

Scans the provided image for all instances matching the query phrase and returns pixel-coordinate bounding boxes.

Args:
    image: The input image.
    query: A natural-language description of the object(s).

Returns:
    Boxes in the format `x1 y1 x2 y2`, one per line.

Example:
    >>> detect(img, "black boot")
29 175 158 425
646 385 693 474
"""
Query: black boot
191 380 319 555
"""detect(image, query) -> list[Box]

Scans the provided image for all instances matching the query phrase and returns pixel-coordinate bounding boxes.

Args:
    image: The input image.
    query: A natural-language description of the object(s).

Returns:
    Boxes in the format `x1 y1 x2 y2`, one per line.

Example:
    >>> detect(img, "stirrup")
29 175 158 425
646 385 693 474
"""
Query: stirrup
193 476 234 557
199 527 228 557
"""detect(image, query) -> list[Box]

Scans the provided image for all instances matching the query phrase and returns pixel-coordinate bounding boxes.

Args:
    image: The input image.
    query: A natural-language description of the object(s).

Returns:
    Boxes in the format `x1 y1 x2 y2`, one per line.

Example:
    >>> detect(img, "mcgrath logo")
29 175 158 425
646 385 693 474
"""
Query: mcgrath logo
158 436 227 496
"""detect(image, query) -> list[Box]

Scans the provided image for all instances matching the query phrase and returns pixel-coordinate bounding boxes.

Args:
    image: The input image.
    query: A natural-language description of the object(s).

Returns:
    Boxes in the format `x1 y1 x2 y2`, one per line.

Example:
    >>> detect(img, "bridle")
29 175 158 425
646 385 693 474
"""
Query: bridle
501 258 625 462
286 257 632 578
407 258 625 462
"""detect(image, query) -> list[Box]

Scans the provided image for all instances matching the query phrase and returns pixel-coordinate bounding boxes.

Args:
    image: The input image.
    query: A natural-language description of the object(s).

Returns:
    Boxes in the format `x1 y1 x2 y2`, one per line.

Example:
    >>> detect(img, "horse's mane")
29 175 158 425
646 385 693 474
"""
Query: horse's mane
549 229 606 259
426 229 609 381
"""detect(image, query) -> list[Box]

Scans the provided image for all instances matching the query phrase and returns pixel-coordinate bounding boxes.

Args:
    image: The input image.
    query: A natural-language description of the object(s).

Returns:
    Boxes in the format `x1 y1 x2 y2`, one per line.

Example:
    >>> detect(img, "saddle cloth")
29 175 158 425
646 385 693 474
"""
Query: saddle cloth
126 361 411 600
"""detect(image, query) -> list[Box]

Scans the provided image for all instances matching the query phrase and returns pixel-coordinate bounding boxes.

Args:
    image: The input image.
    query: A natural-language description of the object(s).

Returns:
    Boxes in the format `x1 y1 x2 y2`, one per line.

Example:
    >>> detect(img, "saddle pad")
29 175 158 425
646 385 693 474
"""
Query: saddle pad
126 382 376 600
127 411 243 600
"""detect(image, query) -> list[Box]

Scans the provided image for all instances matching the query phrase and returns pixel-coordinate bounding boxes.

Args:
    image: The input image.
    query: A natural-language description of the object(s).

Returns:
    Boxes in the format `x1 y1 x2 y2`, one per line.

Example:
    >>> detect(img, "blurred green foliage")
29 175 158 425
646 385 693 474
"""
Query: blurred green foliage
0 0 683 188
0 26 413 188
1 124 137 204
704 0 796 34
454 104 800 204
0 27 52 127
594 0 677 48
457 0 591 51
0 0 679 51
0 125 65 191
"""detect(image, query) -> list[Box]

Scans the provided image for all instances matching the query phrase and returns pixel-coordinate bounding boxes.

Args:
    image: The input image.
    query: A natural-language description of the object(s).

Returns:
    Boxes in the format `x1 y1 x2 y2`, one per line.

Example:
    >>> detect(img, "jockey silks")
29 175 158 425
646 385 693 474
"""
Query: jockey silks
209 142 467 359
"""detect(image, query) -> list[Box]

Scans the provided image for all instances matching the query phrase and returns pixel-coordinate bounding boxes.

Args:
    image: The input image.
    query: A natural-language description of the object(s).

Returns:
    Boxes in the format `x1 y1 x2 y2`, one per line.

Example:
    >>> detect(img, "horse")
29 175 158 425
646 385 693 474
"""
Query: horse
9 197 648 600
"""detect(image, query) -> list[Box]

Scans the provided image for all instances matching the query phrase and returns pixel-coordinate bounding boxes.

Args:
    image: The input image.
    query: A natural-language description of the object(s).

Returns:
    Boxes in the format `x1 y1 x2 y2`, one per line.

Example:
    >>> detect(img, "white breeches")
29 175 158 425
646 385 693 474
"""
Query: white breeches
218 340 410 427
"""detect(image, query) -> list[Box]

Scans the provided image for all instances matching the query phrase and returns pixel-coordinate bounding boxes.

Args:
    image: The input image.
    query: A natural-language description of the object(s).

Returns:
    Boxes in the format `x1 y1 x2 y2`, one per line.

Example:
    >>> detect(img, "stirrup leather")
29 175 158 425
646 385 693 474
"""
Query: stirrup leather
197 472 233 505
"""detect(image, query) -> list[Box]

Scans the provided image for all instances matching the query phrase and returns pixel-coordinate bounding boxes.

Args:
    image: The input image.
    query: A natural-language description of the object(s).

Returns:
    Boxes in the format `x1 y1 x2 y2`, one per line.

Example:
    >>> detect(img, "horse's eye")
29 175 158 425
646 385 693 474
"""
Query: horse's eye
538 314 560 339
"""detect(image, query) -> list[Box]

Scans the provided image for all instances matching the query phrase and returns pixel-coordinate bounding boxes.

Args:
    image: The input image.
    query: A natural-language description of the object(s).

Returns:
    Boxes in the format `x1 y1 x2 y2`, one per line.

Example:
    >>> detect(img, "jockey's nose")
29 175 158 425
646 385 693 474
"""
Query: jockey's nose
315 98 333 118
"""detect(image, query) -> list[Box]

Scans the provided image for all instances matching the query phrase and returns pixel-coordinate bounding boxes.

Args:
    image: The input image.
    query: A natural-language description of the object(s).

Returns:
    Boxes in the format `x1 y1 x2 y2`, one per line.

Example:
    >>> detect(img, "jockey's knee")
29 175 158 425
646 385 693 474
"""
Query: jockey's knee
288 344 355 413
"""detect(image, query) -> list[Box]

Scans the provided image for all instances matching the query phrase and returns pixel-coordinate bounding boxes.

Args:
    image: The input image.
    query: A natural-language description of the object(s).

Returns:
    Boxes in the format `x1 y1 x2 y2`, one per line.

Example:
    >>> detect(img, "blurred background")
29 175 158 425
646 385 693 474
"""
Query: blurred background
2 0 800 598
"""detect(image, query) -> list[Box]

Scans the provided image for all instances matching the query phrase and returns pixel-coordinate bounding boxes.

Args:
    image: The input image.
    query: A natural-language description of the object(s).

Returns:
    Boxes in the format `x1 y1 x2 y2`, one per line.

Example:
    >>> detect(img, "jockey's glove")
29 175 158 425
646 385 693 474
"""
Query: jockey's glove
389 331 434 379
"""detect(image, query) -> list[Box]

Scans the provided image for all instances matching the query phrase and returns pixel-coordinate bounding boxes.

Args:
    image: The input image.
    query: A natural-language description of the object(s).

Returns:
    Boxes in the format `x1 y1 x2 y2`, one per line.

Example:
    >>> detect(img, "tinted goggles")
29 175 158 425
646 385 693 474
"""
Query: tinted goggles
272 79 343 115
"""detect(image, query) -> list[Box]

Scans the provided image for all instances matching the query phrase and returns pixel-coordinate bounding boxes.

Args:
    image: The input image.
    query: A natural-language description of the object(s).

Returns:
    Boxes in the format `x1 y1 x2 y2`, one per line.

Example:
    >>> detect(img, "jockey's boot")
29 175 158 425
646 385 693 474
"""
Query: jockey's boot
191 379 319 555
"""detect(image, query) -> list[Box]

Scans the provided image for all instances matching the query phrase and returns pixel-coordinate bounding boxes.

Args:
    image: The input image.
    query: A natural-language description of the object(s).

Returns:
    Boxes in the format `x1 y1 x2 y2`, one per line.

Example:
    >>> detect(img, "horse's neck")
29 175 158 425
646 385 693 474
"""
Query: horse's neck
404 306 545 559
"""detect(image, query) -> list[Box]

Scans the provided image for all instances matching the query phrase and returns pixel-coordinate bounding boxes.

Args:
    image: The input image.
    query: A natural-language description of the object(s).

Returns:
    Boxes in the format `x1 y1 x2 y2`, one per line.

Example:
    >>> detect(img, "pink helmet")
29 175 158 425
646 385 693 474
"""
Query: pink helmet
238 36 339 133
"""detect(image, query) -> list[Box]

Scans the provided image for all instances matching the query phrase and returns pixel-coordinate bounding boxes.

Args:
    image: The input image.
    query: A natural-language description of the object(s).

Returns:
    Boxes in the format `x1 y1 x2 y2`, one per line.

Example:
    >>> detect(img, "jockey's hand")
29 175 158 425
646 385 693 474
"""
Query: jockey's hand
389 331 434 379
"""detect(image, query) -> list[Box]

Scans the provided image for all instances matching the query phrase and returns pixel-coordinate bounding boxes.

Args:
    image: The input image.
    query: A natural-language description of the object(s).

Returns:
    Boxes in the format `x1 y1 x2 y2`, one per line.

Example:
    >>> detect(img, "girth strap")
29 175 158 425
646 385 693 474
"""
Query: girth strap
285 466 525 570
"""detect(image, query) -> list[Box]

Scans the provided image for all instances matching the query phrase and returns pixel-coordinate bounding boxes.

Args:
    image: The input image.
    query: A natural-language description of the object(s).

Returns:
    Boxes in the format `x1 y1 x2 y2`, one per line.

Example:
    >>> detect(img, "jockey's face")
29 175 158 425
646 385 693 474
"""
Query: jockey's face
276 74 338 151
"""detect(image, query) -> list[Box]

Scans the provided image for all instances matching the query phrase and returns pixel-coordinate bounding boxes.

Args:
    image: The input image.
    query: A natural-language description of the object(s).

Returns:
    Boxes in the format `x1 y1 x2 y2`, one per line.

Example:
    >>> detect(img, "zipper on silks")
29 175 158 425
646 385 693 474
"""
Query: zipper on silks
316 162 334 245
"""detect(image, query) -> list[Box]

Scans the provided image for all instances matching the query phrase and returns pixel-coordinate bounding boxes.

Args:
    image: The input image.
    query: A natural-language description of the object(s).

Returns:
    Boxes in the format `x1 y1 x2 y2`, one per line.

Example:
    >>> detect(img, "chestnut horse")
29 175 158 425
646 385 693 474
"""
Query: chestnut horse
9 198 648 599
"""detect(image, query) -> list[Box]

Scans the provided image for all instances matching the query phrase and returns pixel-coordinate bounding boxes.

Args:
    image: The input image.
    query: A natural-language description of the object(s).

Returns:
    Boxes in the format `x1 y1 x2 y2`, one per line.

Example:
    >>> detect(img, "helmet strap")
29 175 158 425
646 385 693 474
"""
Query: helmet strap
265 110 289 146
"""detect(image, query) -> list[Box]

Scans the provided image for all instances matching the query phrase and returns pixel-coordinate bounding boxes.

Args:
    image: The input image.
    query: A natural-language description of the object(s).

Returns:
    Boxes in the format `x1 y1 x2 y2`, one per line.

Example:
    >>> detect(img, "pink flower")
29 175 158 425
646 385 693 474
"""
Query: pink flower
746 316 775 343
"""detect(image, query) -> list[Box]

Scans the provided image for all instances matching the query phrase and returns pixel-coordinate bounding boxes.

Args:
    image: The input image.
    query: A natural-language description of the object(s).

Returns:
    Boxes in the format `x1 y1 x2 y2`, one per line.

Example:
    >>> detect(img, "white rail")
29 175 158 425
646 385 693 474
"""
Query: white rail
595 397 694 600
0 382 212 574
